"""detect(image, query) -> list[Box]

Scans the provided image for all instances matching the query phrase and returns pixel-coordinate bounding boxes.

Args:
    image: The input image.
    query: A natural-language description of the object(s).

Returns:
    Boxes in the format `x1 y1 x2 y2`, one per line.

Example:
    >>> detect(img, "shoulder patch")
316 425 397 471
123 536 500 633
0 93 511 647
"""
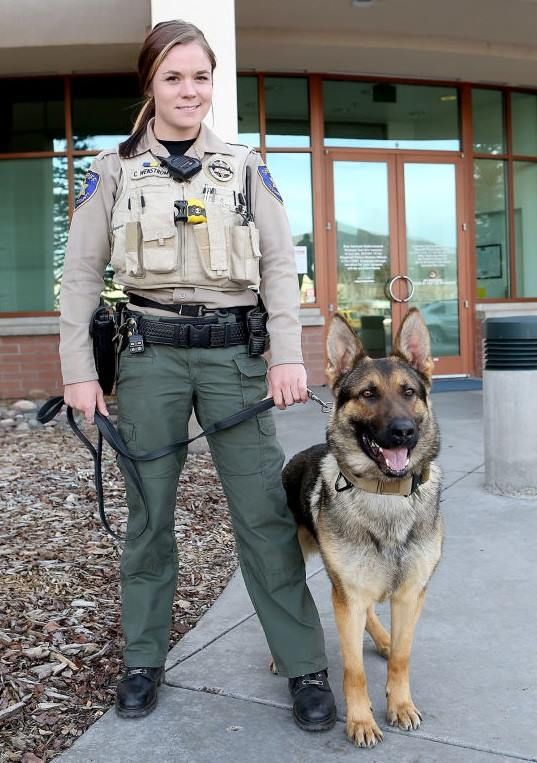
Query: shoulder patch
74 170 100 210
257 165 283 204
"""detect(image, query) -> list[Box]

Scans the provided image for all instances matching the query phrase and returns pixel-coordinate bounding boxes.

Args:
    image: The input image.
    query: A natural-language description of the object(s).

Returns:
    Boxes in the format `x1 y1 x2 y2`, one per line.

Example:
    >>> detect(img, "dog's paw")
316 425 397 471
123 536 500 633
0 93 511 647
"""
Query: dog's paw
268 657 278 675
346 715 384 747
387 700 422 731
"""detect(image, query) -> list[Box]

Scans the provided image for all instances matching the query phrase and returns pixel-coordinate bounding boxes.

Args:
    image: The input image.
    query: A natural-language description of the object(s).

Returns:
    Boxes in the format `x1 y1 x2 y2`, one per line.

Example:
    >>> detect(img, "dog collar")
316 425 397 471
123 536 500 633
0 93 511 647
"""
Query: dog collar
335 465 431 497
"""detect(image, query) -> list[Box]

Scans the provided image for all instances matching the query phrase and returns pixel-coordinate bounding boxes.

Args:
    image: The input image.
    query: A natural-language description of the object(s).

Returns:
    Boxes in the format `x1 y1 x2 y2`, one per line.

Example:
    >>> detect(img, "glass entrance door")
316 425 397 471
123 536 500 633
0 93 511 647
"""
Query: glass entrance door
329 154 470 375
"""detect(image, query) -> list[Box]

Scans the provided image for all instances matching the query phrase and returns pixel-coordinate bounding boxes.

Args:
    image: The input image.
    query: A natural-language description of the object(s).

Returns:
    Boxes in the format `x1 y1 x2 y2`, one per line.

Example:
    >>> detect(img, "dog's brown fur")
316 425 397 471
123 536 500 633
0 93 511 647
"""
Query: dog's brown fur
282 309 443 747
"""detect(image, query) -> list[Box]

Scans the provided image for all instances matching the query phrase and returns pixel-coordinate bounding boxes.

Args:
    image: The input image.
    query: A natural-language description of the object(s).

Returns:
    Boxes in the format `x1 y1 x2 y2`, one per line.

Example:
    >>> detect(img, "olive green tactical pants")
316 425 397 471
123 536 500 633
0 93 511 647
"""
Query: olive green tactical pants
115 339 327 677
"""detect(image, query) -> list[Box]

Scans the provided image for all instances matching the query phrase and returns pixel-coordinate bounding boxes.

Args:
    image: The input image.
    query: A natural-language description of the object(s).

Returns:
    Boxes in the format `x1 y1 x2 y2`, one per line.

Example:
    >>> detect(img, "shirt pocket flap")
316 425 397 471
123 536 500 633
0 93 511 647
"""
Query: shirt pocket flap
140 211 176 243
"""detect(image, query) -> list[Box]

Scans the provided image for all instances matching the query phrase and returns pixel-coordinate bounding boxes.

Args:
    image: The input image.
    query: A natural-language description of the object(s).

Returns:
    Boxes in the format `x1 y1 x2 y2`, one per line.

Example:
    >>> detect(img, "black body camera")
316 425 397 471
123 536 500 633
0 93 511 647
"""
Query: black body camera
158 154 202 182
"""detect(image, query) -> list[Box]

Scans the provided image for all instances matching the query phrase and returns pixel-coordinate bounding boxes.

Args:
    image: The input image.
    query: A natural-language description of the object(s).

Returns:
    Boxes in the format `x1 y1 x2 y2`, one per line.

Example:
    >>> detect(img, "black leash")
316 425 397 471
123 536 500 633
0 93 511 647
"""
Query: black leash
37 395 275 542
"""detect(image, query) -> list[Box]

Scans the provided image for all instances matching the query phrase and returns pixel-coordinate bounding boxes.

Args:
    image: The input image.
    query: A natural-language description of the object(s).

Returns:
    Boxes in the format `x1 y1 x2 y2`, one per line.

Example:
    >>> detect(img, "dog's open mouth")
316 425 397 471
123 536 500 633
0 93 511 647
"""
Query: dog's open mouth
361 433 411 477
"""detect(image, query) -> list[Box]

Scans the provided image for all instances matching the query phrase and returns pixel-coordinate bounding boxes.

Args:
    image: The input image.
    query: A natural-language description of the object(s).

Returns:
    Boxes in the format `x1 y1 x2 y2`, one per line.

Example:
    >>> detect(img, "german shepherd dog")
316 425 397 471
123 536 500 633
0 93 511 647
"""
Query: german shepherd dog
283 309 442 747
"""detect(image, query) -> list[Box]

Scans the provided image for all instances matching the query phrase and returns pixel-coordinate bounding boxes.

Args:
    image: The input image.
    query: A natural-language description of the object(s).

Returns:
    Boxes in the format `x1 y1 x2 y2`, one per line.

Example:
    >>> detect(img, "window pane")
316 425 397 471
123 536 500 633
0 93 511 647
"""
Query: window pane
0 79 65 152
512 93 537 157
0 158 68 311
472 89 505 154
324 81 460 150
333 161 392 355
72 76 140 151
237 76 260 146
264 153 315 303
265 77 310 148
514 161 537 297
474 160 509 298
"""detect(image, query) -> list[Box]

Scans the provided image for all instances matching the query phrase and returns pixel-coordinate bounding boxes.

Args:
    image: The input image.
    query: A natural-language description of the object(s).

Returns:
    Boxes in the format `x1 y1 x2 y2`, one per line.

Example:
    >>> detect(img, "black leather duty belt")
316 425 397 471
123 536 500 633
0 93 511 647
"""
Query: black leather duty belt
136 315 248 349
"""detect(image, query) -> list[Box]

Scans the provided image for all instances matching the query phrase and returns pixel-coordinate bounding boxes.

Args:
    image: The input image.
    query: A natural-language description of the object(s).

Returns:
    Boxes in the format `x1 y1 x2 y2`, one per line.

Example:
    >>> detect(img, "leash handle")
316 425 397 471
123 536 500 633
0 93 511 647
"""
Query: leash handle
38 400 149 542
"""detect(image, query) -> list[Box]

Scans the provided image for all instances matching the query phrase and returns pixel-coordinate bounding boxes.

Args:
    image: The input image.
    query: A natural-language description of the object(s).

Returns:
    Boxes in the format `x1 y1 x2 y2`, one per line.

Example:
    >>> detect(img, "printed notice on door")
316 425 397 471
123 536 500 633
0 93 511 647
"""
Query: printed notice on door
410 244 453 268
341 244 387 271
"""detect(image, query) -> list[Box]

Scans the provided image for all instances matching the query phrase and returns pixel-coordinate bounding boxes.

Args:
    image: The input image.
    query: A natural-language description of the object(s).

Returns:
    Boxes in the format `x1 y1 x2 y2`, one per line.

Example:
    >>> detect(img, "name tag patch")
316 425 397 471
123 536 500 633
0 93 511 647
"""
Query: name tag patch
258 165 283 204
75 170 100 210
131 166 170 180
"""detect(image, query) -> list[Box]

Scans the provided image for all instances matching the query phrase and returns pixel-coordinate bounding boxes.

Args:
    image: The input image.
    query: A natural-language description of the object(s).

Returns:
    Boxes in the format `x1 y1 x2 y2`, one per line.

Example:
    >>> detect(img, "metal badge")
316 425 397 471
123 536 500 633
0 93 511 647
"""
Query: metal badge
206 158 234 182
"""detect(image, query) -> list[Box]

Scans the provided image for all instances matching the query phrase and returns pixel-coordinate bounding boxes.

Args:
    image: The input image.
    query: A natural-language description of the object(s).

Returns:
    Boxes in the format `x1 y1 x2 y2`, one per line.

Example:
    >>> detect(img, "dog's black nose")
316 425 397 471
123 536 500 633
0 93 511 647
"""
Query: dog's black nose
389 418 416 445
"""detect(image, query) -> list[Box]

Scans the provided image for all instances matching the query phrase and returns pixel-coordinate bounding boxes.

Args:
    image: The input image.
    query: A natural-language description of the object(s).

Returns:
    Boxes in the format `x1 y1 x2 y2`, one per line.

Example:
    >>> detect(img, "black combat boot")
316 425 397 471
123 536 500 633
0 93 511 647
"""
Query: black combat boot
288 670 337 731
115 667 164 718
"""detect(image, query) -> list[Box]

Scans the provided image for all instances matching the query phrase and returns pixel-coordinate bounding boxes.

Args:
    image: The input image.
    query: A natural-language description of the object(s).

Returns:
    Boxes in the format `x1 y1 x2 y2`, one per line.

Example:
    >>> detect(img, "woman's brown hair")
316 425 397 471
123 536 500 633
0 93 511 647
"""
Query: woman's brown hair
119 20 216 158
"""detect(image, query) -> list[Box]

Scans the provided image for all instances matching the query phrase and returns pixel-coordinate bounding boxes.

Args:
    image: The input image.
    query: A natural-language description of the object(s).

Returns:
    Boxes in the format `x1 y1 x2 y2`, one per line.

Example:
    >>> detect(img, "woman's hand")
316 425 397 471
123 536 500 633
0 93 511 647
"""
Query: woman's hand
63 380 109 424
267 363 308 410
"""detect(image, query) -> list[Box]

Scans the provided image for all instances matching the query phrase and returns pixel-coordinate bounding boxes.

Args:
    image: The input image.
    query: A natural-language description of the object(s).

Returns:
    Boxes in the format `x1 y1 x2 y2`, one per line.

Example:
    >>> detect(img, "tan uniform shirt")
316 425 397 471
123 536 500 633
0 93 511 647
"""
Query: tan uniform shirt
59 121 303 385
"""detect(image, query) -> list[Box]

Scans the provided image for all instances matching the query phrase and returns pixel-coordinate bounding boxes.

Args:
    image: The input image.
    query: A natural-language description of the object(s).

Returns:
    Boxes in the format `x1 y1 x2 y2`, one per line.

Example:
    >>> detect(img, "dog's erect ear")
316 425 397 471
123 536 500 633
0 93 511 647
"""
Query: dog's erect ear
392 308 434 382
326 313 366 388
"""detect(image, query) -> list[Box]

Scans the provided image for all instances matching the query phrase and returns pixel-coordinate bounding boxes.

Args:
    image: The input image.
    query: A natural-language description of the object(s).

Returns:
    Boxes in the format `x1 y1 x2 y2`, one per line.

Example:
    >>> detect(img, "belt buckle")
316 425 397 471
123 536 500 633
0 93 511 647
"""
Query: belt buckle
188 323 211 347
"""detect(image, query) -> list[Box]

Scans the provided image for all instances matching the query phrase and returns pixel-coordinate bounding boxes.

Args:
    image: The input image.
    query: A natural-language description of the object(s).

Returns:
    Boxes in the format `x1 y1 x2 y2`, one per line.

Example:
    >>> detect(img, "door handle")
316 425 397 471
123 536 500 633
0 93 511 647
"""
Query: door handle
386 275 415 303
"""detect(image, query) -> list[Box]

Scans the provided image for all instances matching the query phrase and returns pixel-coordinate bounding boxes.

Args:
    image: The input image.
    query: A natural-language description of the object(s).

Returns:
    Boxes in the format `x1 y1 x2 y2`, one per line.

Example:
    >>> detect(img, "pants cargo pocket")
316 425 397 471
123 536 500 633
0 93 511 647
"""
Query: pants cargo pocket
233 353 269 405
233 353 281 486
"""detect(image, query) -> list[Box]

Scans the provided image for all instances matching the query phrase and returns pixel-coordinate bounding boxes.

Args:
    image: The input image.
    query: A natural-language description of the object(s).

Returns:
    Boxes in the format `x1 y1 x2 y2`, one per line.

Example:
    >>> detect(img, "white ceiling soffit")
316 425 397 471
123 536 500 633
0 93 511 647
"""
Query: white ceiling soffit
236 0 537 87
1 0 537 86
0 0 149 75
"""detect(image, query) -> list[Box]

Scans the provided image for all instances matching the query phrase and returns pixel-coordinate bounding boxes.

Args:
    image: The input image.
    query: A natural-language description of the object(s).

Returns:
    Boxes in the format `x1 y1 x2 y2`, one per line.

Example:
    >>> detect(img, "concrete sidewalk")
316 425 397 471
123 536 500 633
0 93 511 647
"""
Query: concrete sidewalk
59 389 537 763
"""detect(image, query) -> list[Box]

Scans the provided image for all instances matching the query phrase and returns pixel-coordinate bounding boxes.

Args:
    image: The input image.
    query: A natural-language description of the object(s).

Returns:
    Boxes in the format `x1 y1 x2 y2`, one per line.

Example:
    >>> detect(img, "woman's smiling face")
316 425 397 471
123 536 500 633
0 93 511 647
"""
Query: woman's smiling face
151 41 213 141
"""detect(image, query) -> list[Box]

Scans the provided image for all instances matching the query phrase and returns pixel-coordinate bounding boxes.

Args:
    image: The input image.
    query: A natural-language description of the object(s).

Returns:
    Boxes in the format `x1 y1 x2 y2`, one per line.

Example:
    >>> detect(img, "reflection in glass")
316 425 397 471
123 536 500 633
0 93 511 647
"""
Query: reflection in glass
237 76 260 146
404 163 460 356
265 77 310 148
72 76 140 151
474 160 509 299
0 158 68 312
73 158 123 303
512 93 537 157
514 161 537 297
333 161 391 355
472 89 505 154
264 153 315 303
0 79 65 153
324 81 459 151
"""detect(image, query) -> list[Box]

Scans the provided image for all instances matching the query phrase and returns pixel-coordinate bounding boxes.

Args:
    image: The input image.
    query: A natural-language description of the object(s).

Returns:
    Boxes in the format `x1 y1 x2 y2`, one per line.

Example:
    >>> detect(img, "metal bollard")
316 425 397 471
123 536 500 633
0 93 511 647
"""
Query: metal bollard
484 316 537 496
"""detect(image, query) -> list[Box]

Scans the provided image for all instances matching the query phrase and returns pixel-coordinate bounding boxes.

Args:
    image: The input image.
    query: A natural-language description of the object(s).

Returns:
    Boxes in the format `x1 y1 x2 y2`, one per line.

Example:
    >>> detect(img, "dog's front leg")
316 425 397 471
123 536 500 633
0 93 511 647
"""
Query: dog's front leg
386 584 425 730
332 586 384 747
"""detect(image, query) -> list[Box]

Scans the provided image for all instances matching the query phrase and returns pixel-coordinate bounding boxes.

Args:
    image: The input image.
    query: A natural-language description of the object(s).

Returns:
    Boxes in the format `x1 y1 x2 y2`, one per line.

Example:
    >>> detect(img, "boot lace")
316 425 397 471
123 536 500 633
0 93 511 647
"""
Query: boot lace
301 671 326 687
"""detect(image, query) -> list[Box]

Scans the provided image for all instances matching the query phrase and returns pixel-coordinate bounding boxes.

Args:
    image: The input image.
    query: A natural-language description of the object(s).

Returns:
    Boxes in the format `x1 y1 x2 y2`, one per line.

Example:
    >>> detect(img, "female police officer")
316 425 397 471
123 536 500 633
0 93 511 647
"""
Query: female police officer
59 20 335 731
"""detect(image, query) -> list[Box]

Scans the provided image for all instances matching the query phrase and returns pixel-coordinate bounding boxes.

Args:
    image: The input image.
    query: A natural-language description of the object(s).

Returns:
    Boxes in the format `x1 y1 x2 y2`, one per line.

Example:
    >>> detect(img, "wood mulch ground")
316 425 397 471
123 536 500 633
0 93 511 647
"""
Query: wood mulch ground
0 424 237 762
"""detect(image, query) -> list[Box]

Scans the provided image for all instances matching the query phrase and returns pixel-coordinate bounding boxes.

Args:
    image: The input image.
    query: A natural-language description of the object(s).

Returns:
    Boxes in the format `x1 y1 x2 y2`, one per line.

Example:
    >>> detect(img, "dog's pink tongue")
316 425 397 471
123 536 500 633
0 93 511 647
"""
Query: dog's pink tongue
382 448 408 471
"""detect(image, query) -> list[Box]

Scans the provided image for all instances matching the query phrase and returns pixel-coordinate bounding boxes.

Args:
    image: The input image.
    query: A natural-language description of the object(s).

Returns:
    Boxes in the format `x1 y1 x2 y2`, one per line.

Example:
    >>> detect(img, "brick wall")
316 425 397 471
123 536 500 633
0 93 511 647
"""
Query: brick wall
0 335 62 399
0 328 329 400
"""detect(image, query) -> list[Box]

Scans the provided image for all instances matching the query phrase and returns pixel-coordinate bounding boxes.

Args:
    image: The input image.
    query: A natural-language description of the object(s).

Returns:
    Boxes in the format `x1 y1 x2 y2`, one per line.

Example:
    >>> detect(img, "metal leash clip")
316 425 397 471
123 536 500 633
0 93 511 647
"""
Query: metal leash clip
307 388 334 414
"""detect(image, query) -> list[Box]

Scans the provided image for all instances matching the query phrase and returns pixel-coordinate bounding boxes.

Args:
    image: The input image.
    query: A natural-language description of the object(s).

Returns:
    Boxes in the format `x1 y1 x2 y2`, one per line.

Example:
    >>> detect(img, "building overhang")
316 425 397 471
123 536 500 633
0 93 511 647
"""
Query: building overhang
1 0 537 88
